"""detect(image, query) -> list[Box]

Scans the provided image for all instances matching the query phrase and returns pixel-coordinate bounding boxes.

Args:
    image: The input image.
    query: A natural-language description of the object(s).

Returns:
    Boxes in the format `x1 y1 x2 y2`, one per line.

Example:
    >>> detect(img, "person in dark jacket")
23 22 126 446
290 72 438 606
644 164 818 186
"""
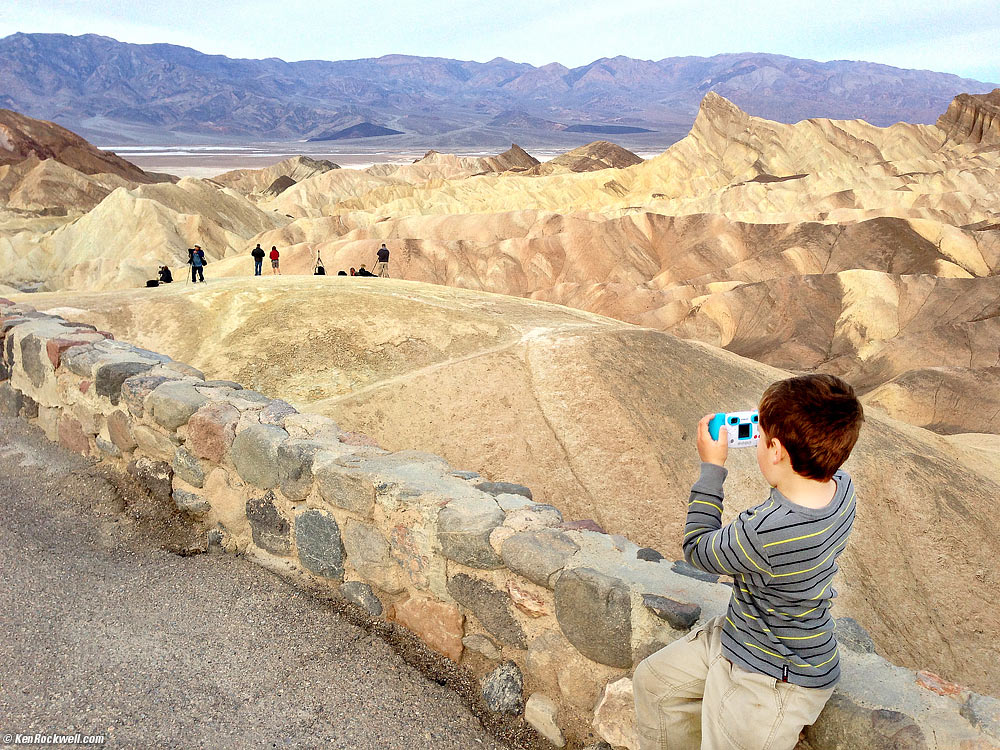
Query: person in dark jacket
373 243 390 277
356 265 375 277
188 245 206 283
251 244 265 276
146 264 173 287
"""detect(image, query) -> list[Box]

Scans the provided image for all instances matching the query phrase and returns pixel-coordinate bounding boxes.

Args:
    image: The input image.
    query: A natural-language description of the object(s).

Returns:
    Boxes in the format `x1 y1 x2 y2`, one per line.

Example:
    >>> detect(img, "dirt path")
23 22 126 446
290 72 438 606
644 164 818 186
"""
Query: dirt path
0 417 526 750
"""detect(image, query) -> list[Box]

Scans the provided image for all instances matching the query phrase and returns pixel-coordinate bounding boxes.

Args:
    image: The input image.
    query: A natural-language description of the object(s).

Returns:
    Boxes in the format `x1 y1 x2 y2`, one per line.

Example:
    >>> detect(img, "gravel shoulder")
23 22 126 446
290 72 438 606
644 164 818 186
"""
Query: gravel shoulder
0 417 522 750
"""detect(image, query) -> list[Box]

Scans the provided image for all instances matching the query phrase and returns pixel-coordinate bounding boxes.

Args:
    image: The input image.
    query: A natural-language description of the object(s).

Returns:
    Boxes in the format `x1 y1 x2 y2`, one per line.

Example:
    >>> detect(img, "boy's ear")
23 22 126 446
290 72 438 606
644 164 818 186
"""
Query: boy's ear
768 436 784 464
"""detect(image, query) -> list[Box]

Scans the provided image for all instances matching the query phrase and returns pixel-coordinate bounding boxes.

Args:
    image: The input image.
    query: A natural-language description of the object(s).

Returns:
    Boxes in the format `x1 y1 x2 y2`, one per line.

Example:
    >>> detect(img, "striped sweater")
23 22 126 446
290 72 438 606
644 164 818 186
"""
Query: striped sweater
683 463 856 688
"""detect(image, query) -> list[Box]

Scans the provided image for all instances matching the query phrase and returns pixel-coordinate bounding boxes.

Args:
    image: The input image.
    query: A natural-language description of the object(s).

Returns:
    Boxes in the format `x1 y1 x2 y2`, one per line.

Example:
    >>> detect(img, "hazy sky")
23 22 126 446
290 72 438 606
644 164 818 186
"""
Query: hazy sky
1 0 997 82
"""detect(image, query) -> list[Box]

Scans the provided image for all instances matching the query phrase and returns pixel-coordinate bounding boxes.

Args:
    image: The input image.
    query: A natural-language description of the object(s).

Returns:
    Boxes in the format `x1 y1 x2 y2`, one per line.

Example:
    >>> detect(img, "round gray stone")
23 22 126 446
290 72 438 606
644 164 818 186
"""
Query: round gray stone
437 499 505 569
339 581 383 617
807 693 929 750
95 436 122 458
0 382 23 417
295 509 345 580
120 374 176 417
173 489 211 516
96 360 155 405
276 439 324 501
260 398 298 427
481 661 523 715
173 447 206 488
148 381 210 430
501 529 579 589
231 424 288 489
554 567 632 668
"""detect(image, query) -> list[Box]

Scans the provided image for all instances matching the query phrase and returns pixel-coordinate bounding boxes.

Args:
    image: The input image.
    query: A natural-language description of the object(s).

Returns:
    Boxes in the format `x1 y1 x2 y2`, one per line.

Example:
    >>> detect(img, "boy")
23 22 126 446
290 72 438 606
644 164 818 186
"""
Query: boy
634 374 864 750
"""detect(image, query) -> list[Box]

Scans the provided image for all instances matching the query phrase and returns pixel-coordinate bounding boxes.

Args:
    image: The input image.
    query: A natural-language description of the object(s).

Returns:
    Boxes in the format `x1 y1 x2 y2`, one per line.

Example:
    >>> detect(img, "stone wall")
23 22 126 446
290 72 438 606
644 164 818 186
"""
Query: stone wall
1 296 998 750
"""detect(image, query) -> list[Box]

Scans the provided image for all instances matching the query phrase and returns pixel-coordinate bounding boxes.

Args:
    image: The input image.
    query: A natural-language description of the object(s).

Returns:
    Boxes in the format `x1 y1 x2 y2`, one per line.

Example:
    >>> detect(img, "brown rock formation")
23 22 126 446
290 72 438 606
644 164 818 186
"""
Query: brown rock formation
0 108 160 182
479 144 540 172
212 155 339 196
261 175 297 197
529 141 643 175
936 89 1000 146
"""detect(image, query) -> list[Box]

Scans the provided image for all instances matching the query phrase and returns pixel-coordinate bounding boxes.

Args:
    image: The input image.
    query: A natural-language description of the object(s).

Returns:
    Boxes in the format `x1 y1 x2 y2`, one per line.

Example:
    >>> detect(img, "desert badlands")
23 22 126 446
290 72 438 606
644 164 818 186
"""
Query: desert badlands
2 86 1000 732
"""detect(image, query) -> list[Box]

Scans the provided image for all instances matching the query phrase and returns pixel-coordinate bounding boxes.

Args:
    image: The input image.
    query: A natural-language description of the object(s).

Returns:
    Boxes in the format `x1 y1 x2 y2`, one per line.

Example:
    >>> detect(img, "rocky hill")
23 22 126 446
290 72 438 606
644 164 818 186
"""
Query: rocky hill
528 141 643 175
20 276 1000 698
0 33 996 145
5 87 1000 698
212 155 339 198
0 108 161 181
2 93 998 440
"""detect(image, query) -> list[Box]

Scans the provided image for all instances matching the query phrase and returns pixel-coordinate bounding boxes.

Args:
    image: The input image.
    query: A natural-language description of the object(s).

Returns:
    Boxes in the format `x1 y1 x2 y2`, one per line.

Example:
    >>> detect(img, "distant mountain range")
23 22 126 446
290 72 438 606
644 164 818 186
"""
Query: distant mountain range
0 32 996 147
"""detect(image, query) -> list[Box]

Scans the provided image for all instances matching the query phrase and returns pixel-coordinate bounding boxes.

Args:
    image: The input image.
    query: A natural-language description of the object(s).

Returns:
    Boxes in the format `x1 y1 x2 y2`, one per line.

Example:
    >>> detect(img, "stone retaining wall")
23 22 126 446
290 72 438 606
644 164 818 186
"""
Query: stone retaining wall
1 297 998 750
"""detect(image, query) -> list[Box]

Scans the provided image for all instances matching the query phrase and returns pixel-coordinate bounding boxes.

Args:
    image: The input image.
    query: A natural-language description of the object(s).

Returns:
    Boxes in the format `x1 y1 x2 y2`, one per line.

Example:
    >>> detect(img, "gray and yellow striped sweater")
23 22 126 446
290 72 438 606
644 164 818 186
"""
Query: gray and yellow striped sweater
683 463 856 689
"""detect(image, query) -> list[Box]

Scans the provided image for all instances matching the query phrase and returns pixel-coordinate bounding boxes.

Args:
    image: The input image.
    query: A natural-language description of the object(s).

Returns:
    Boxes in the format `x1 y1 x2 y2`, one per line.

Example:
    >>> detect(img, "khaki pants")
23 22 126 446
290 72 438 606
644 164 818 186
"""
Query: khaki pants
633 617 833 750
373 261 389 278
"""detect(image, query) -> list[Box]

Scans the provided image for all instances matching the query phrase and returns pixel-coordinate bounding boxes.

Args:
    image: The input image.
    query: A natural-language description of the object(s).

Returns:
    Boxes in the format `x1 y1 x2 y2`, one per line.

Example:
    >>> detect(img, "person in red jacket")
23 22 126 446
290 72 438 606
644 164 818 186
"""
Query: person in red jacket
269 246 281 275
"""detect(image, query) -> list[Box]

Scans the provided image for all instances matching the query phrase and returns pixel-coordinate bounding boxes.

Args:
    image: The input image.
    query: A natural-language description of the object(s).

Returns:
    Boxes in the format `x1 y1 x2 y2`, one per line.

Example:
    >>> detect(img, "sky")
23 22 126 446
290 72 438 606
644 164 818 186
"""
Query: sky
0 0 998 82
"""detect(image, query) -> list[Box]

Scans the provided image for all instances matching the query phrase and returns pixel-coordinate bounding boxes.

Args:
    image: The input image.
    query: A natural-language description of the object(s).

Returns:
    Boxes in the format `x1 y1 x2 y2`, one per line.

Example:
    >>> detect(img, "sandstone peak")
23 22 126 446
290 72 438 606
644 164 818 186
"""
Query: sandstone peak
691 91 752 134
479 144 540 172
212 155 339 197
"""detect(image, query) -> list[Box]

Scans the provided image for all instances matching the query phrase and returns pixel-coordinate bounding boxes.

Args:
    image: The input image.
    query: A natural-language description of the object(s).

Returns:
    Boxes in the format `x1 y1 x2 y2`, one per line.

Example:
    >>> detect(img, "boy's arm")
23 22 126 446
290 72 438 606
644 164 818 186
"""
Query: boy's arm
682 463 771 578
682 415 772 578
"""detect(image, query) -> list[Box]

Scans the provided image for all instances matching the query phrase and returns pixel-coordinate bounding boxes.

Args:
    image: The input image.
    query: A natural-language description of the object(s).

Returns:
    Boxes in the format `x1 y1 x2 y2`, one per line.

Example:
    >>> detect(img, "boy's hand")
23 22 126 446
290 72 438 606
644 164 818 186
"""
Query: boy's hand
697 414 729 467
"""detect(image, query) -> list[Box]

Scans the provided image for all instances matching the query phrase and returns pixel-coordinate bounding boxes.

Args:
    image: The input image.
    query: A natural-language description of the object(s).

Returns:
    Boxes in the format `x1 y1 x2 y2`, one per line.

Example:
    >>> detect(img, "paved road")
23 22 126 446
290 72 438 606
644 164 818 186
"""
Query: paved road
0 417 523 750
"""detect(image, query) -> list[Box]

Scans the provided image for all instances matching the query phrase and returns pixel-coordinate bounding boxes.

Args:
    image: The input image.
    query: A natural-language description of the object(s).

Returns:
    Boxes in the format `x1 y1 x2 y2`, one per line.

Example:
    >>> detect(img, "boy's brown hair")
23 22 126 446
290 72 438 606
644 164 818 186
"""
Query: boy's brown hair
758 374 864 481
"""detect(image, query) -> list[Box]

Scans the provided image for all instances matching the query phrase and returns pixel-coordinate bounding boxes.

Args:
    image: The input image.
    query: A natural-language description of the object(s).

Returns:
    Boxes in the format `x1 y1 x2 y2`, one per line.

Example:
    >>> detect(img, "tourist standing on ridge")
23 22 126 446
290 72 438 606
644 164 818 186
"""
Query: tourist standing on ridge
269 245 281 275
251 244 265 276
633 374 864 750
373 242 390 278
188 245 206 283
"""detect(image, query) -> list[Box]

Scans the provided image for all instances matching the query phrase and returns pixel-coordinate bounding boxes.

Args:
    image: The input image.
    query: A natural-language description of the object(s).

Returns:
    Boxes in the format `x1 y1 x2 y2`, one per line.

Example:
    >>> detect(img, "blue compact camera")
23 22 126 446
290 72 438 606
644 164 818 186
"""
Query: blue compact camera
708 411 760 448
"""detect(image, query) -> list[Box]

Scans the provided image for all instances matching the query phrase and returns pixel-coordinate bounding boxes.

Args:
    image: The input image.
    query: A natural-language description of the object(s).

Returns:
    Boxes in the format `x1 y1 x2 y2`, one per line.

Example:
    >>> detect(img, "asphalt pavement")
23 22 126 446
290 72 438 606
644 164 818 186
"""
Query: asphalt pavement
0 417 525 750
